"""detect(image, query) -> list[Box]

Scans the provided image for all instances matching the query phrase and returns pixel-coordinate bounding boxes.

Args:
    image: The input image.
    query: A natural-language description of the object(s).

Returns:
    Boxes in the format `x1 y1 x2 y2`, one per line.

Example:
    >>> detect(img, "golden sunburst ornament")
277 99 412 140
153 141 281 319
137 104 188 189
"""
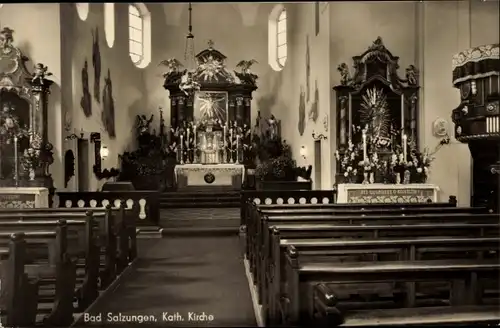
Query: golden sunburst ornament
360 87 391 148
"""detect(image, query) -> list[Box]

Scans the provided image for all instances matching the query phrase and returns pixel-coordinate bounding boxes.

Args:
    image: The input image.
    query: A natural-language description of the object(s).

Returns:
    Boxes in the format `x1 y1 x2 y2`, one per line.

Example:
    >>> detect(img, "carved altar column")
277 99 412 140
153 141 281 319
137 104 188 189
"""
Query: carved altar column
30 77 54 145
228 96 236 122
177 96 186 124
235 96 244 125
244 97 252 127
186 95 194 122
170 96 178 127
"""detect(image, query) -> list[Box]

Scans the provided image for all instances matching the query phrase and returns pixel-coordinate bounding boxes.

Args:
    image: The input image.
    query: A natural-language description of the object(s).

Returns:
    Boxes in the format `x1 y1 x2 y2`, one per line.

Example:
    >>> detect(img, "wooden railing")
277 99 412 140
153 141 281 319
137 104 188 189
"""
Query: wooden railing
56 191 160 226
240 190 337 228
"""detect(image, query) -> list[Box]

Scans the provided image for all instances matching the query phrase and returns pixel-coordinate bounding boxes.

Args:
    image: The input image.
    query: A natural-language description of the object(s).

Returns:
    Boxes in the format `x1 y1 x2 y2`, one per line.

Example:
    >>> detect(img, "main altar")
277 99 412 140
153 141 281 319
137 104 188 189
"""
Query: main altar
162 40 257 190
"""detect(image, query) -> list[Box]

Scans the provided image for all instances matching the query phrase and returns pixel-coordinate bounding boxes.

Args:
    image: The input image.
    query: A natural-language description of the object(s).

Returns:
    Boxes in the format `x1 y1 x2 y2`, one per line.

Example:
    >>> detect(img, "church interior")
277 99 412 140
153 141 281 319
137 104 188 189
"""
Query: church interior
0 1 499 327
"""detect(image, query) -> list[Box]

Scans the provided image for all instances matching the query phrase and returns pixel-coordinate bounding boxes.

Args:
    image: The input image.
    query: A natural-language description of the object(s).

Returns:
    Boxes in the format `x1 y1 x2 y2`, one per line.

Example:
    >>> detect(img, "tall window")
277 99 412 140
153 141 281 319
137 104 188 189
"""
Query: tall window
104 3 115 48
276 9 287 67
128 4 144 65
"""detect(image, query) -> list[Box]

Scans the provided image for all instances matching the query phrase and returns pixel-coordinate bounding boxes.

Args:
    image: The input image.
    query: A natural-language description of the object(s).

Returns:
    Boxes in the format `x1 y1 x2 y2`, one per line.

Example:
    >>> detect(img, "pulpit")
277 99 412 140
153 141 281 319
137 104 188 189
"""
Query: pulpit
0 27 55 206
451 43 499 211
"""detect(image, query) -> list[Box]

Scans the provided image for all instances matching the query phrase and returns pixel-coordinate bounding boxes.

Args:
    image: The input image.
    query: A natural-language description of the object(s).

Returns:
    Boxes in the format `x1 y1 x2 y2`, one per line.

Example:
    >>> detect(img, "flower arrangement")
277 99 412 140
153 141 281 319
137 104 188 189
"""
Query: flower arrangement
405 147 434 183
335 139 361 183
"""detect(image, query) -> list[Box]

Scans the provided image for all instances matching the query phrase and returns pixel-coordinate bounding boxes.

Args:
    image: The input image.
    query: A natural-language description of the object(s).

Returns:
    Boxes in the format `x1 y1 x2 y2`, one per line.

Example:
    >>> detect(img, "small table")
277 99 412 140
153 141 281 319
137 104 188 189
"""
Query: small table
0 187 49 208
336 183 440 204
174 164 245 189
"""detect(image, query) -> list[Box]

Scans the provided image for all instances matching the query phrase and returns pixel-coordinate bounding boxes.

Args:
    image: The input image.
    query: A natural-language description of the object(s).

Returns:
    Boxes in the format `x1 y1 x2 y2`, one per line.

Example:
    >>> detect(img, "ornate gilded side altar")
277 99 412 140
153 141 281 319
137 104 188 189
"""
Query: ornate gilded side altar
0 187 48 208
0 27 55 205
451 43 499 211
174 164 245 189
333 37 420 176
337 183 439 204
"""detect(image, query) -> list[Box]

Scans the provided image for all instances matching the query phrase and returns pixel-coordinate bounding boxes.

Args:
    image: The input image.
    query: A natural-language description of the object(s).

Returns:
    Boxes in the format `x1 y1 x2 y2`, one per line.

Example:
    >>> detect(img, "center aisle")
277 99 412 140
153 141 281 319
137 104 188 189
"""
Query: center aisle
80 237 257 327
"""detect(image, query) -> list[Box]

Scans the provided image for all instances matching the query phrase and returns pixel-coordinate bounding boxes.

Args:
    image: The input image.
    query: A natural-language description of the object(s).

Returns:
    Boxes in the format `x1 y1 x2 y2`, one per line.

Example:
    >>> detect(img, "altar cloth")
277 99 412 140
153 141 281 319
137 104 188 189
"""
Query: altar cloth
0 187 49 208
337 183 440 204
174 164 245 187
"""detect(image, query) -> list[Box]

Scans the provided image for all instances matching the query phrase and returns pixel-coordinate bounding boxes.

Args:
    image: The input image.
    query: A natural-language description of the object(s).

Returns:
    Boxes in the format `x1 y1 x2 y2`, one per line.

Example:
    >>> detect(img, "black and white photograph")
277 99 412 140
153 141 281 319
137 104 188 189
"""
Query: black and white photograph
0 1 498 327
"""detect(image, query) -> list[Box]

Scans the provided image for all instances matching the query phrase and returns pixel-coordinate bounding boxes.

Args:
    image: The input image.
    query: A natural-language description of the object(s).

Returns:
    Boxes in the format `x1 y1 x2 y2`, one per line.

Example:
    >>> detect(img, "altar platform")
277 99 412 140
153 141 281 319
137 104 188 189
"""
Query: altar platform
174 164 245 190
337 183 440 204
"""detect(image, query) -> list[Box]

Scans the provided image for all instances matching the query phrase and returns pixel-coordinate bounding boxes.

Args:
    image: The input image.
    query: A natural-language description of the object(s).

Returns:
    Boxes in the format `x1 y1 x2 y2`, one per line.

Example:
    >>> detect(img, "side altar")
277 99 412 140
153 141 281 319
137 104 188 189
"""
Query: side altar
0 27 55 206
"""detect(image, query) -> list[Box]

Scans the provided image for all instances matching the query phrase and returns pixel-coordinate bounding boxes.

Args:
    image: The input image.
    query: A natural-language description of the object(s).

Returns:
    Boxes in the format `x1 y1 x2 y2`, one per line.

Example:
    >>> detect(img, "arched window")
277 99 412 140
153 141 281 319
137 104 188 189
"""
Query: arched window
104 3 115 48
128 3 151 68
75 3 89 21
268 5 287 71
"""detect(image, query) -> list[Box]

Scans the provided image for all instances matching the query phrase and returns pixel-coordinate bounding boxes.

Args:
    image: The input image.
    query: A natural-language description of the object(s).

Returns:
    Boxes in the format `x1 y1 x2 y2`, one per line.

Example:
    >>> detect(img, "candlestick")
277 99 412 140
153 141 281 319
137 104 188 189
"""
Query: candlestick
402 134 408 163
14 136 18 186
180 134 184 164
187 128 190 142
223 125 227 146
236 135 240 164
193 126 197 148
362 131 367 163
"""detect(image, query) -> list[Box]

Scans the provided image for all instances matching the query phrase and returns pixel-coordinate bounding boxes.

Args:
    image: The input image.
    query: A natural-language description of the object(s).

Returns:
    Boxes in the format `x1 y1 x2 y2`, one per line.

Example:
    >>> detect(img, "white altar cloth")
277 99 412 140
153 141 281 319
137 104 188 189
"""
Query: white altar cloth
0 187 49 208
337 183 440 204
174 164 245 186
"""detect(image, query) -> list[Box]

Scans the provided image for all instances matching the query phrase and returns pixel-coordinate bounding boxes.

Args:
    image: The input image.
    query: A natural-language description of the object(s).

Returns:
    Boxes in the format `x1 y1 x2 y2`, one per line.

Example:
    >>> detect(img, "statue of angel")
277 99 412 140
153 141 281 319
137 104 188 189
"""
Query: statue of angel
405 65 419 86
32 63 52 85
159 58 184 77
136 114 154 135
236 60 258 74
337 63 352 86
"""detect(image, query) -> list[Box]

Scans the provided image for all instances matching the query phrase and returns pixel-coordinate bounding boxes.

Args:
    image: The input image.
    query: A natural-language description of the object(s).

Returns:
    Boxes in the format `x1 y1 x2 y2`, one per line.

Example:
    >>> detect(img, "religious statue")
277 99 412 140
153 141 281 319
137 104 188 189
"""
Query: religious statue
31 63 52 85
268 115 279 139
136 114 154 135
405 65 419 86
360 87 391 149
0 27 14 52
337 63 352 86
179 72 201 96
235 59 258 75
159 58 184 77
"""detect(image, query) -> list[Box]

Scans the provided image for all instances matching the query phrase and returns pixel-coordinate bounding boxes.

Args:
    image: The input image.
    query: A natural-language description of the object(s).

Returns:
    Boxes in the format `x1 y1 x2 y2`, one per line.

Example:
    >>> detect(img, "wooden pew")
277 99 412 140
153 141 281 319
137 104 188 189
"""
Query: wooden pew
0 205 137 262
0 233 39 328
0 209 130 281
0 221 77 326
266 236 499 325
250 211 499 285
283 244 500 326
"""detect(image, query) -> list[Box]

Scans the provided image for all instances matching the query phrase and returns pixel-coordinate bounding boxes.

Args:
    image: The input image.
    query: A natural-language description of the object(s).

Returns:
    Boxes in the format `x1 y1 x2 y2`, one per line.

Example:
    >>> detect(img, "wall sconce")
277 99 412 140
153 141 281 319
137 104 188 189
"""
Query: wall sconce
300 146 307 159
312 131 328 141
90 132 119 181
65 128 85 141
100 145 109 160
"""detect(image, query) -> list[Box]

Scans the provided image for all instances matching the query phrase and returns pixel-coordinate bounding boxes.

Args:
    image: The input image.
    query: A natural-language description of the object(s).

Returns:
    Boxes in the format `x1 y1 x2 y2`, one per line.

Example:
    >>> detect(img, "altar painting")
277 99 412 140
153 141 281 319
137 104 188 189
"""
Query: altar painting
194 91 228 123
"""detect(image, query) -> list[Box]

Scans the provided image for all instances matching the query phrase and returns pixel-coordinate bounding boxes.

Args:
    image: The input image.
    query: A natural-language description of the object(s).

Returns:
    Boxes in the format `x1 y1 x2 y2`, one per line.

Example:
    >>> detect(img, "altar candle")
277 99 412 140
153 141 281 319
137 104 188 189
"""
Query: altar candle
230 128 233 147
187 128 190 143
193 125 197 147
402 134 408 163
236 135 240 149
362 131 367 162
180 134 184 155
223 125 227 145
14 136 18 183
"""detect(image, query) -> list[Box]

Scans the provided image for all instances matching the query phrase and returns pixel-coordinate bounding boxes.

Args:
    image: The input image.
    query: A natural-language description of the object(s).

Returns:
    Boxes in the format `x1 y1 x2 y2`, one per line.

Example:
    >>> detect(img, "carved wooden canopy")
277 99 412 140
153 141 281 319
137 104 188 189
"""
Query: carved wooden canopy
163 40 258 92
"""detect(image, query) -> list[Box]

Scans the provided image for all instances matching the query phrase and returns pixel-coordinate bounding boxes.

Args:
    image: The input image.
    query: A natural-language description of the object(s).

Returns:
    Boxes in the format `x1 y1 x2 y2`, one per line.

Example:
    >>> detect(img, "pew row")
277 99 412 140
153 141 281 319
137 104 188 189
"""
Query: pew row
0 233 39 327
267 236 499 326
284 247 500 326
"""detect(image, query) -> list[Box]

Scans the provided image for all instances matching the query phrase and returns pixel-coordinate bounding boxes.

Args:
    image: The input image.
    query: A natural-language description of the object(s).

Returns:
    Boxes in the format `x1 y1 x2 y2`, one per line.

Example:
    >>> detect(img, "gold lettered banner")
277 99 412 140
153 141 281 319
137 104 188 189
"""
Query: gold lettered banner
0 193 36 208
347 187 436 204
